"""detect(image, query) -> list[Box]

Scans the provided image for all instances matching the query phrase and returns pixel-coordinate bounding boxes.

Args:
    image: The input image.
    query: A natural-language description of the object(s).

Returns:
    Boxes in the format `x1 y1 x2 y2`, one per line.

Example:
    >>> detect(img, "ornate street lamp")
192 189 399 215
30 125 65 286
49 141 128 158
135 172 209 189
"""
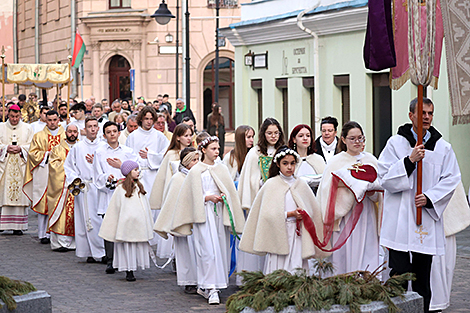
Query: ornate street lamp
151 1 175 25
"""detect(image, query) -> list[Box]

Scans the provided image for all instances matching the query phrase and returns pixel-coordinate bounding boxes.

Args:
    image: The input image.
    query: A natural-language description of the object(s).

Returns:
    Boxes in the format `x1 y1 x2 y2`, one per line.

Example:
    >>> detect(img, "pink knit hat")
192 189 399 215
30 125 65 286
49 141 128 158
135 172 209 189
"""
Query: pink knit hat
121 160 139 176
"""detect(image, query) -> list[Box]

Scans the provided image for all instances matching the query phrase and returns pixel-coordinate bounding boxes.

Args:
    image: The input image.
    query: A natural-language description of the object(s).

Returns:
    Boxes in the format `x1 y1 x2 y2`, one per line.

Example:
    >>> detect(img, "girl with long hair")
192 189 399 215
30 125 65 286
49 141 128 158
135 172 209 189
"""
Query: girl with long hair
288 124 326 194
149 123 192 259
169 136 245 305
240 145 326 274
154 147 200 294
317 121 382 275
99 160 153 282
222 125 255 182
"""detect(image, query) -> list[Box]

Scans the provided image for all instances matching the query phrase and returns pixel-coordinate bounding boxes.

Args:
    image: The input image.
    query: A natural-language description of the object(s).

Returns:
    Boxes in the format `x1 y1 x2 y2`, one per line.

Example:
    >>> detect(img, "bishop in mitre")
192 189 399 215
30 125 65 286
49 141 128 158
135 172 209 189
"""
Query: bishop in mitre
0 105 34 234
23 110 65 244
47 124 79 251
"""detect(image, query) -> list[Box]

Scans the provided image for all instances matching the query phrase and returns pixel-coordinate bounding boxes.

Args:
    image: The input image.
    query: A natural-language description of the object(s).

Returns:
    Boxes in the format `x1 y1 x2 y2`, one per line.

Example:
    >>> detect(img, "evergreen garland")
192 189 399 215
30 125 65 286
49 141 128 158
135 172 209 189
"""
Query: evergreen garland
0 276 37 311
226 262 415 313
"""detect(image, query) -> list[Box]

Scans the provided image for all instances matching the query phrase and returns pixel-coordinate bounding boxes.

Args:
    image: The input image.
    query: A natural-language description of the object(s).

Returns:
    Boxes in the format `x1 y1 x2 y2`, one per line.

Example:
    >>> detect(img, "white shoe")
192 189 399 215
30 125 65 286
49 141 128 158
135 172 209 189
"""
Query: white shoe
197 287 210 299
208 289 220 305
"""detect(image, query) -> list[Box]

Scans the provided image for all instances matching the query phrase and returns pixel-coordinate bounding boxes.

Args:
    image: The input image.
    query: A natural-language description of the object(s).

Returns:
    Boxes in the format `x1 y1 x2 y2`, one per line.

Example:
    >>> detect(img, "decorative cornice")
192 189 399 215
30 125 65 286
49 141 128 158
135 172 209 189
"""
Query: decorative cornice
220 6 368 47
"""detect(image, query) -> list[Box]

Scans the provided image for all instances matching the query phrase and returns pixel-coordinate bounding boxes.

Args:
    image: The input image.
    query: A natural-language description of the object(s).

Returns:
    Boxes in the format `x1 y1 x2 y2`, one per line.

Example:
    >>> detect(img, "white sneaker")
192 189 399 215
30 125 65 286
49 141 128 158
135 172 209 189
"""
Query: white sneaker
208 289 220 305
197 288 210 299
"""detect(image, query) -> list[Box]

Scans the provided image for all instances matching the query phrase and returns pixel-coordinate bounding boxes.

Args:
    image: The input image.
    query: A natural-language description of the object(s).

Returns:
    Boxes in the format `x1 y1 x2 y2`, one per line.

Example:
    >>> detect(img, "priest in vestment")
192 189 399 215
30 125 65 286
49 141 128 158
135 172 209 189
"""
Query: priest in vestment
0 105 34 234
23 110 66 244
47 124 79 251
378 98 461 313
64 116 106 262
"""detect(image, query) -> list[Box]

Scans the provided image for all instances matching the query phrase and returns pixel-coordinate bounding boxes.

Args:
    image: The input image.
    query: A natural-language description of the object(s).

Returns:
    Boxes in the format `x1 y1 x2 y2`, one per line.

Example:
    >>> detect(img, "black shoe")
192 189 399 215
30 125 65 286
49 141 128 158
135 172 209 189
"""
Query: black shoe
106 263 115 274
53 247 69 253
40 238 50 244
126 271 136 282
87 257 97 263
13 230 23 235
101 256 108 264
184 285 197 294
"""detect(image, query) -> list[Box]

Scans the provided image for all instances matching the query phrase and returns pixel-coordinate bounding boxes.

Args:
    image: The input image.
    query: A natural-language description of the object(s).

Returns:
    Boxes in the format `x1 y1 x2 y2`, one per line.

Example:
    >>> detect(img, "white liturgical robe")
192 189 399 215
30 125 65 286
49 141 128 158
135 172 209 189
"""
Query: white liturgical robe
64 137 106 259
378 125 461 256
93 143 138 215
125 127 169 194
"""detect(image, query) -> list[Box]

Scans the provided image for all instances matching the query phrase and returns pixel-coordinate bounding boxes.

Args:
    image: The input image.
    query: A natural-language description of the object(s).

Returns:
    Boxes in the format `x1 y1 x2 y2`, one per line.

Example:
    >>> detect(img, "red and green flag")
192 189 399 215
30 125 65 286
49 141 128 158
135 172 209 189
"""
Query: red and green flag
71 30 86 68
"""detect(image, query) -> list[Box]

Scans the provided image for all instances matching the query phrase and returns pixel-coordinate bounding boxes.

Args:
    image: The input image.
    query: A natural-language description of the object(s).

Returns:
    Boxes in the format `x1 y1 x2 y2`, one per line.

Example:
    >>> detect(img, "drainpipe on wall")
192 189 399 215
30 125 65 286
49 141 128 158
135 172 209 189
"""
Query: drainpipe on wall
13 0 18 94
35 0 40 96
71 0 77 99
297 0 321 137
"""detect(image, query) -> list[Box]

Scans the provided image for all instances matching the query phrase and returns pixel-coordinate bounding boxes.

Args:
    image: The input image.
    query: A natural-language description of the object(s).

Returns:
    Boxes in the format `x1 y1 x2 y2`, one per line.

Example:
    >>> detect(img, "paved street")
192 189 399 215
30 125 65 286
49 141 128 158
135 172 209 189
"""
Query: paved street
1 210 469 312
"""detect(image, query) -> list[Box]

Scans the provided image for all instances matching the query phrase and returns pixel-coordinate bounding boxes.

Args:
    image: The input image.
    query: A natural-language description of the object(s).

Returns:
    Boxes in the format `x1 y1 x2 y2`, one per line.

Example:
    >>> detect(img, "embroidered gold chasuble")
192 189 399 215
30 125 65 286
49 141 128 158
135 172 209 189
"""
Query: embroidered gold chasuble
0 121 34 206
48 140 75 236
23 126 65 215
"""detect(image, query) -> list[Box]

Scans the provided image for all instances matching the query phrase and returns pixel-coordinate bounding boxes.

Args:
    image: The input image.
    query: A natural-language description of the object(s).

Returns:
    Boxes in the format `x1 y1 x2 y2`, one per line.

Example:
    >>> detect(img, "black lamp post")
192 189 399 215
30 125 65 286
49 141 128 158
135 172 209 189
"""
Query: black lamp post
152 1 180 102
153 0 191 110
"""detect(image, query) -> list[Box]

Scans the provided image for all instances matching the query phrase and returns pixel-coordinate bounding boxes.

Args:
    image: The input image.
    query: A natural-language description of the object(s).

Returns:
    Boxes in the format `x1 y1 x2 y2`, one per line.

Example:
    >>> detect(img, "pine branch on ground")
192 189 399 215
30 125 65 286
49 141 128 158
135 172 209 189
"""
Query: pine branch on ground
225 262 416 313
0 276 37 310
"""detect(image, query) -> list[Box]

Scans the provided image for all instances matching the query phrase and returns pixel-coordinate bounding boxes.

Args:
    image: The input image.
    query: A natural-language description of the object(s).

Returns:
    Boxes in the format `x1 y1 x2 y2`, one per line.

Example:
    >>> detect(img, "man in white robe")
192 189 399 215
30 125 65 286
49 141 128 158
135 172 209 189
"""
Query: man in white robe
30 105 49 134
378 98 461 313
93 121 138 274
117 114 138 146
65 116 106 262
125 107 169 195
70 103 86 141
0 105 34 234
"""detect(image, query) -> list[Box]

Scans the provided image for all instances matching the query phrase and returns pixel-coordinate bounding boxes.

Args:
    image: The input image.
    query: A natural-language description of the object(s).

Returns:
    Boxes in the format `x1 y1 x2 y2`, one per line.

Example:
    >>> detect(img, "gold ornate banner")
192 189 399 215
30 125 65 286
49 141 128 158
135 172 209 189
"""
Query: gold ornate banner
1 64 70 88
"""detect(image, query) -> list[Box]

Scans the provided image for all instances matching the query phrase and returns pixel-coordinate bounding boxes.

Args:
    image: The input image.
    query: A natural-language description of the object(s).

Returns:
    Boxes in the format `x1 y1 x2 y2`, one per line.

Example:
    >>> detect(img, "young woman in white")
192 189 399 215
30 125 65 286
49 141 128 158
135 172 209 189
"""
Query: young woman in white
153 147 200 294
99 160 154 282
288 124 325 178
237 118 284 275
240 146 327 274
149 123 192 258
317 121 383 275
223 125 255 183
170 136 245 305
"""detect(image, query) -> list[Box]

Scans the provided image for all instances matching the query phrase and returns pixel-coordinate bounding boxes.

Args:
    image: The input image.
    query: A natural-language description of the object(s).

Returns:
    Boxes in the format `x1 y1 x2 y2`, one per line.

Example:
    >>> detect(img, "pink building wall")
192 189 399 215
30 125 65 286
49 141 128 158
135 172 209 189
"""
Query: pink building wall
0 1 15 97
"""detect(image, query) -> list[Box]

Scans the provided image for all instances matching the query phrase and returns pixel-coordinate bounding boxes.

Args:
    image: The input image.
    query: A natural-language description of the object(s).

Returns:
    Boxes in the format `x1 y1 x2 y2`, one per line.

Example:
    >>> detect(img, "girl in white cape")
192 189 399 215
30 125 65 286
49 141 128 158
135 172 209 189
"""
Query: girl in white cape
239 145 327 274
99 160 154 282
317 121 383 276
149 123 192 258
170 136 245 305
237 118 285 275
223 125 255 183
153 147 200 294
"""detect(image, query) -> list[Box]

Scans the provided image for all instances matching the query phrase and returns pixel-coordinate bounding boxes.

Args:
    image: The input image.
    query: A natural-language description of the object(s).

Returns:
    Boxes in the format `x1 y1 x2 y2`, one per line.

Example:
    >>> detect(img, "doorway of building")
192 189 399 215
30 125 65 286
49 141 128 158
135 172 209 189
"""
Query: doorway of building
109 55 131 102
203 57 234 130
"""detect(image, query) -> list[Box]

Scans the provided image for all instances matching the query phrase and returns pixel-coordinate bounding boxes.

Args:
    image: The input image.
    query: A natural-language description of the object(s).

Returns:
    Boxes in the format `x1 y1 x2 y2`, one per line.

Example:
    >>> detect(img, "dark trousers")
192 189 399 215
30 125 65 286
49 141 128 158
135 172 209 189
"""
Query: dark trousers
389 249 433 313
104 240 114 265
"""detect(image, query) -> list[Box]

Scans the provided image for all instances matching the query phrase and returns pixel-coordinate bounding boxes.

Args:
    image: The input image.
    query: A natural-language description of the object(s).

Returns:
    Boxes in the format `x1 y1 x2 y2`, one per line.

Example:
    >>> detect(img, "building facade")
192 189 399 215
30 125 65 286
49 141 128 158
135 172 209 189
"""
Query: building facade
0 1 15 96
15 0 245 129
220 0 470 189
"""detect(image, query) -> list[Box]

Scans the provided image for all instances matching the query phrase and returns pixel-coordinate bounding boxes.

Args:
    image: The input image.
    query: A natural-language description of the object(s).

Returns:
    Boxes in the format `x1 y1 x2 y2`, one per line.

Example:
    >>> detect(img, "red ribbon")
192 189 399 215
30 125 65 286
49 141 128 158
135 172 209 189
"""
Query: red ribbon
296 175 364 252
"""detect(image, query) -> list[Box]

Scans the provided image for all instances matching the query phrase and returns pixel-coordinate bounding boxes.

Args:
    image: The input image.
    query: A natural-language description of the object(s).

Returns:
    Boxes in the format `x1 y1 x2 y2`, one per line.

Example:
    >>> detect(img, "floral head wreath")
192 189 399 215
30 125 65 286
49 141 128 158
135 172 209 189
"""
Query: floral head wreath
198 136 219 150
273 148 301 164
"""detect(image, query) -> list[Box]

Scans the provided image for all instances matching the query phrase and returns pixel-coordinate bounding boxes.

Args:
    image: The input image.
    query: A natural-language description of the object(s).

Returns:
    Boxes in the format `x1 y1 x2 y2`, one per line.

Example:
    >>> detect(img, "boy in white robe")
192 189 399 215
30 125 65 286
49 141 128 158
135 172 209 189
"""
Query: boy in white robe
93 121 138 274
64 116 106 262
378 98 461 313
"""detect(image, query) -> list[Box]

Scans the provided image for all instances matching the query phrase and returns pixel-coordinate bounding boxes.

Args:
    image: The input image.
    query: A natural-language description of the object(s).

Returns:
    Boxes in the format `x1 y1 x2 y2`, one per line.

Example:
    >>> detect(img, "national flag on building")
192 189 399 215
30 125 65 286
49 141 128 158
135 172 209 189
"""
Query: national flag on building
72 30 86 68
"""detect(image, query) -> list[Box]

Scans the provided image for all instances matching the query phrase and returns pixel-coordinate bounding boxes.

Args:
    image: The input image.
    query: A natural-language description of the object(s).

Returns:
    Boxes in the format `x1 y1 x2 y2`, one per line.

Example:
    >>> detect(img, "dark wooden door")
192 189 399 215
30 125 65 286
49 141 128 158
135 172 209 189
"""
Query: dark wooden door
108 55 131 102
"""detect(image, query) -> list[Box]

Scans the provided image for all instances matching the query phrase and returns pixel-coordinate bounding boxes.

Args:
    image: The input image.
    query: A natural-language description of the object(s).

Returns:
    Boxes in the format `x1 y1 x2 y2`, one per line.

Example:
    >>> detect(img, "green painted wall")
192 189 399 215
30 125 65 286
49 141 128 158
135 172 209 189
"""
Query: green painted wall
233 30 470 191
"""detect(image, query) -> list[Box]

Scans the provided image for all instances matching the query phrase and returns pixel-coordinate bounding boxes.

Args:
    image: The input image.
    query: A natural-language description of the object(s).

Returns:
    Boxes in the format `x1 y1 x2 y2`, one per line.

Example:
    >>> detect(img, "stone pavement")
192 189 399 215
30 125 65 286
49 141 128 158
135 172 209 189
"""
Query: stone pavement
1 210 469 313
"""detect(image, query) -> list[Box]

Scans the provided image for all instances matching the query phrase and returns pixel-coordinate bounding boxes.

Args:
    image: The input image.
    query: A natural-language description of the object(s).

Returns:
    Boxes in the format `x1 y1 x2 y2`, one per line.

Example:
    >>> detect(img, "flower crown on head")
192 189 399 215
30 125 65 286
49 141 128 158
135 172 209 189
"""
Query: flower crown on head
273 148 301 164
198 136 219 150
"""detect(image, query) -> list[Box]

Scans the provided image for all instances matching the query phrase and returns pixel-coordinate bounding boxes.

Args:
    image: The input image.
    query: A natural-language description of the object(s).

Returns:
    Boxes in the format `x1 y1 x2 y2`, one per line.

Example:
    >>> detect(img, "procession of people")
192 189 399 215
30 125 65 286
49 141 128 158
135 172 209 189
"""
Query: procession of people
0 94 468 312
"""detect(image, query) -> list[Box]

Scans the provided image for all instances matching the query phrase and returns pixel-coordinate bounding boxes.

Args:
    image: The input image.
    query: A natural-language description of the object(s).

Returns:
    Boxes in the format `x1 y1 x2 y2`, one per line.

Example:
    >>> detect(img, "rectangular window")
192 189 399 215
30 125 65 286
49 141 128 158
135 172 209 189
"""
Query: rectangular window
372 73 392 157
110 0 131 9
207 0 238 8
334 75 350 126
303 77 315 132
275 78 288 140
251 79 262 129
